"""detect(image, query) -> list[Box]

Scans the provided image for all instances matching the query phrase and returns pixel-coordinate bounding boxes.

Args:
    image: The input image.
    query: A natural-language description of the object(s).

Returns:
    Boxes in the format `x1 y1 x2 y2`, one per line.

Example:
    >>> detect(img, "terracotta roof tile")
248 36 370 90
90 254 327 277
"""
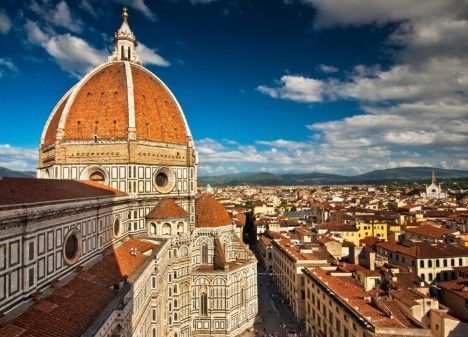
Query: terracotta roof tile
305 268 417 329
131 65 188 144
377 241 468 259
146 198 188 219
0 239 157 337
405 225 457 239
195 194 231 228
43 92 71 147
64 62 129 141
0 178 126 206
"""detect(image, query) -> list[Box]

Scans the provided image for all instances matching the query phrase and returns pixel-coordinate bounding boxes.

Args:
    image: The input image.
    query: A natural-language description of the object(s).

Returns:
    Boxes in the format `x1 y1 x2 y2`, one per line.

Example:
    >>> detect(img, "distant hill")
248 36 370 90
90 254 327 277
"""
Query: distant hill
0 167 35 178
199 167 468 186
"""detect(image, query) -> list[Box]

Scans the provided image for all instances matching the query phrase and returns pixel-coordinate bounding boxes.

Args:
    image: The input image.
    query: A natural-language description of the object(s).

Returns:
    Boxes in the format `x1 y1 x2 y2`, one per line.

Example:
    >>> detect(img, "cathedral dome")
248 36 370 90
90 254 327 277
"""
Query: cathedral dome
41 61 190 147
195 194 232 228
38 8 197 174
40 7 191 151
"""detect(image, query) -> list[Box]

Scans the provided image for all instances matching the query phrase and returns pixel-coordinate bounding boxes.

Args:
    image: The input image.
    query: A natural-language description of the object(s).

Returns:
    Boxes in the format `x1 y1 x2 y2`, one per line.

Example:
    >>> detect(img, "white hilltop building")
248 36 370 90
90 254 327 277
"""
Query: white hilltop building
0 8 257 337
421 170 447 199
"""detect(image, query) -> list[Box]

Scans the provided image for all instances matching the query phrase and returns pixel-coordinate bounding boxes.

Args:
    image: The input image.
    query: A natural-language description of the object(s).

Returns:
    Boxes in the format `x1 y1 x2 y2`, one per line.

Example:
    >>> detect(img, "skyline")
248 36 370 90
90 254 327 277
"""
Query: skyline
0 0 467 175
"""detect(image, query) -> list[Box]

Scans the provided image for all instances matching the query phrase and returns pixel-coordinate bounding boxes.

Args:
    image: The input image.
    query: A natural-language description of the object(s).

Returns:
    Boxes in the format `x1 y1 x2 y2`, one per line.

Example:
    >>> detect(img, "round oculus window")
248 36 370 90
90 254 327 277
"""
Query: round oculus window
156 172 168 187
63 229 81 265
153 167 175 193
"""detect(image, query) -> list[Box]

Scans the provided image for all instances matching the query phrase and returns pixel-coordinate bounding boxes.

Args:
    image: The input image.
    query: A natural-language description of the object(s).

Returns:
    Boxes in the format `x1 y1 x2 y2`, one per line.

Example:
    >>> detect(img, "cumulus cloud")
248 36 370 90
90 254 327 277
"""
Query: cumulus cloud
255 0 468 173
29 0 83 33
137 43 170 67
86 0 156 21
0 145 38 171
257 75 325 103
197 137 466 176
0 11 12 34
25 20 107 77
301 0 463 29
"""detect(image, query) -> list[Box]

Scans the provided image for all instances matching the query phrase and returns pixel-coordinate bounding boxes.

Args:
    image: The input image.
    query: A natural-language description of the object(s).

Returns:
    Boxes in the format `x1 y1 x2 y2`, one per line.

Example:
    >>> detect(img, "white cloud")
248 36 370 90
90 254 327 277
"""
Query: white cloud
257 75 324 103
255 0 468 173
0 145 38 171
0 11 12 34
137 43 170 67
318 64 338 73
29 0 83 33
301 0 462 29
25 20 107 77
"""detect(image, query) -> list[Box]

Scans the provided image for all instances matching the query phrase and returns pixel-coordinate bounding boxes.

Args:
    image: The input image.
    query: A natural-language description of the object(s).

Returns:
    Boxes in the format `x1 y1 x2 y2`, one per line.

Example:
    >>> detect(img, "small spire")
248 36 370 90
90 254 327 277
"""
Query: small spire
431 169 436 185
122 6 128 22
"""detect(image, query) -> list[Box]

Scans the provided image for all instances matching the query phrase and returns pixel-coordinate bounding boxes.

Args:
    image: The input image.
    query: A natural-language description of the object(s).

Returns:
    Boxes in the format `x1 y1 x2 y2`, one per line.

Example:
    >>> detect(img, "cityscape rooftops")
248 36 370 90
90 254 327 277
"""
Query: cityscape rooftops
304 267 421 329
376 241 468 259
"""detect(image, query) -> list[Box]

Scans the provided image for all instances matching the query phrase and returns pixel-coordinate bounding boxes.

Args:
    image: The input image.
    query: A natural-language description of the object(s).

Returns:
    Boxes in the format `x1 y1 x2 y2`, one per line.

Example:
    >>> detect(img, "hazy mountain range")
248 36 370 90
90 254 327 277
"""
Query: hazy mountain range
199 167 468 186
1 166 467 186
0 167 35 178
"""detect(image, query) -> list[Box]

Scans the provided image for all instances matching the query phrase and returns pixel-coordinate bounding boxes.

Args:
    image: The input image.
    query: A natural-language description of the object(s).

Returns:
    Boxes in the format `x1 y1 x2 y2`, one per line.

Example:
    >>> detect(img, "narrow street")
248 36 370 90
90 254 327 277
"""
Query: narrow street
243 263 307 337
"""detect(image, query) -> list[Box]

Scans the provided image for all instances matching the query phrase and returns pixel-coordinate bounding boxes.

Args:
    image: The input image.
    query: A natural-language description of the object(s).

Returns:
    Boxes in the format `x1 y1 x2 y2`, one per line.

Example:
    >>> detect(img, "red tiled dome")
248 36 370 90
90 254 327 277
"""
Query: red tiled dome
146 198 188 219
195 194 232 228
41 61 190 148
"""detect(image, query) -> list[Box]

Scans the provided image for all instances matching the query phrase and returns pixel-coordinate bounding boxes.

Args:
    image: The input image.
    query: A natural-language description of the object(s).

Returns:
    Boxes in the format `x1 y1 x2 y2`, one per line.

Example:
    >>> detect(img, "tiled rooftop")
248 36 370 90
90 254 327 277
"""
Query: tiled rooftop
195 194 232 228
376 241 468 259
0 178 126 206
146 198 188 219
305 267 419 329
0 238 157 337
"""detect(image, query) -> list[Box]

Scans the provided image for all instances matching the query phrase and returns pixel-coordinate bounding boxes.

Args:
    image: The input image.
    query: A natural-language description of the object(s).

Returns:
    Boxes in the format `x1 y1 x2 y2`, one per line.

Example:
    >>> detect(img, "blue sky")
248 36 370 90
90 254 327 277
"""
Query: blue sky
0 0 467 175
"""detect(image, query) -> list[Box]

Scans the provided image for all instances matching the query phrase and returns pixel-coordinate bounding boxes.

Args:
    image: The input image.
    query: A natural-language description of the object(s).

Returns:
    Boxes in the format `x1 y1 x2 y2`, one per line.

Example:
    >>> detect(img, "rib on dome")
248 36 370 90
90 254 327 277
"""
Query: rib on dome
195 194 232 228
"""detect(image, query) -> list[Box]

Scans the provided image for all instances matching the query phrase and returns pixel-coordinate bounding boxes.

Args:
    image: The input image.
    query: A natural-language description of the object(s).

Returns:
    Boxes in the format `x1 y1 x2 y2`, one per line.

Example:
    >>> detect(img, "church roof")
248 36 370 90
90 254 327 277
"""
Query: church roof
146 198 188 219
0 178 126 206
0 238 157 337
195 194 232 228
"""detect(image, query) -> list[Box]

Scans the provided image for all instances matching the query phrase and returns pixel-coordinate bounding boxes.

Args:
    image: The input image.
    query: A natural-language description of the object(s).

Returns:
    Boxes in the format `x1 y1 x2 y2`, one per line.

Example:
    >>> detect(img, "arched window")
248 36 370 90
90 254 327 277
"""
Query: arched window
436 259 440 267
419 260 425 268
177 222 184 234
428 260 432 268
420 273 425 281
451 259 455 267
443 259 447 267
128 46 131 59
121 46 124 60
202 244 208 264
429 273 433 281
200 292 208 315
162 223 171 235
174 299 178 308
150 223 157 235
